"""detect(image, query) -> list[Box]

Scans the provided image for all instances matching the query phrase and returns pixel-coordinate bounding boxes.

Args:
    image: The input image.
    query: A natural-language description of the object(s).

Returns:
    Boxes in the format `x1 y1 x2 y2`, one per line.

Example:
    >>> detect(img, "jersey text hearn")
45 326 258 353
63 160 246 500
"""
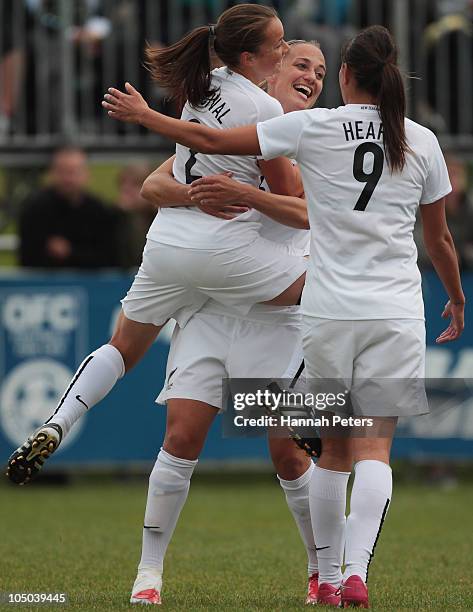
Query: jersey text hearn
343 121 383 142
199 91 231 124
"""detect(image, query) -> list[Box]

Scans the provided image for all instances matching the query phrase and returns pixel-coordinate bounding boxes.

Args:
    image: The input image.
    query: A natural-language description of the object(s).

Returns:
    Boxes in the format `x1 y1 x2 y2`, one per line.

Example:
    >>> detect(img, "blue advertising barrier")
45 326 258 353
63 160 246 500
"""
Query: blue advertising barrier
0 270 471 467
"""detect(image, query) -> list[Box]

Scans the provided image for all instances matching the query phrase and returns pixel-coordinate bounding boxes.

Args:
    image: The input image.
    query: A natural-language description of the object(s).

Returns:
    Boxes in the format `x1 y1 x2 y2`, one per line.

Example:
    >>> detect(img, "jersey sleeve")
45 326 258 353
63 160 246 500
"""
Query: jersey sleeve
257 96 284 122
420 133 452 205
257 110 309 161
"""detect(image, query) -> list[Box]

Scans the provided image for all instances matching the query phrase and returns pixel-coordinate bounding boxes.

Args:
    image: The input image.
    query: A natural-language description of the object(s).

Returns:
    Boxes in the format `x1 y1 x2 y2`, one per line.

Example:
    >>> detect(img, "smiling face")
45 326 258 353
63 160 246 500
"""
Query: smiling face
267 43 326 112
247 18 289 82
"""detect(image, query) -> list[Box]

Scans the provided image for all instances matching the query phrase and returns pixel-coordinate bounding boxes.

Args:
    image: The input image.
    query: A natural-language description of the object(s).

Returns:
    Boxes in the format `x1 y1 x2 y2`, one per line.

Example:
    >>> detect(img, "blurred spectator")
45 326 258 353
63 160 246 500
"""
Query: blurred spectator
415 153 473 270
111 164 155 268
443 154 473 270
18 146 117 268
423 0 473 134
285 0 355 108
0 1 27 135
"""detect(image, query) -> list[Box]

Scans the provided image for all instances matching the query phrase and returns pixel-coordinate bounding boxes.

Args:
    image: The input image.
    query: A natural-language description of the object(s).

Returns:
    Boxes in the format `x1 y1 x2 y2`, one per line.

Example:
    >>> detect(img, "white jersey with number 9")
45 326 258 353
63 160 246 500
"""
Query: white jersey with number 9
257 104 452 321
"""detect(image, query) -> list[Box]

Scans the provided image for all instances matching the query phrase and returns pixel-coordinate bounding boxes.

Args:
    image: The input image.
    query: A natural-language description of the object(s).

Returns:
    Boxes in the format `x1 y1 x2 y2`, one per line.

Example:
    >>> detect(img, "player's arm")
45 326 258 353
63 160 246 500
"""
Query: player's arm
140 155 191 208
259 158 304 197
141 155 250 218
420 198 465 342
103 84 302 196
103 83 261 156
189 174 309 229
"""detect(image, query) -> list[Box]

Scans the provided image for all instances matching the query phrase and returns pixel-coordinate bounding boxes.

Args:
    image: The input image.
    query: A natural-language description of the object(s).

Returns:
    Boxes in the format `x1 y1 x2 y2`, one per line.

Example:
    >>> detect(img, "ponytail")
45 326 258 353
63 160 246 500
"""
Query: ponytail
145 26 215 109
342 26 409 172
378 62 408 172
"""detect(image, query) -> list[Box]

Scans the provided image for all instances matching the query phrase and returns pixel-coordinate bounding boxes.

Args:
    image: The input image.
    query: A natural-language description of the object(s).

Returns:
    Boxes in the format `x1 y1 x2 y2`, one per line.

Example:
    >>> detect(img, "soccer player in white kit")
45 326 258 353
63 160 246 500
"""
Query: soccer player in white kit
128 40 326 606
7 4 307 485
103 25 465 608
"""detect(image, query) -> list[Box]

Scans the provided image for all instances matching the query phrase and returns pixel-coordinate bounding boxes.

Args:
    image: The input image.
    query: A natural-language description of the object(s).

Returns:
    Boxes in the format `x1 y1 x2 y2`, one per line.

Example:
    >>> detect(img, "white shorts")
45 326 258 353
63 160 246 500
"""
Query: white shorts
121 238 306 328
157 309 304 411
302 317 428 417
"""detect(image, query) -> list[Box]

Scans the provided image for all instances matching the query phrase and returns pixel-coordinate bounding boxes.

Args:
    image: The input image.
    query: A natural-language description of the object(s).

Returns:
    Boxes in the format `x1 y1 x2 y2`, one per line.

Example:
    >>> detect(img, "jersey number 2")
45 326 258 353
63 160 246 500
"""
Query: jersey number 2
185 119 202 184
353 143 384 211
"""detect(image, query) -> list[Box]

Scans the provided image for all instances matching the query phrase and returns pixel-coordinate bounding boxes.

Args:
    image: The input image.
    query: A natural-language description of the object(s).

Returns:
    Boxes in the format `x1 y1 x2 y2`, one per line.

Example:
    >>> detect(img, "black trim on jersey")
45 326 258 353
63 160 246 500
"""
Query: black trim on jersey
167 367 178 384
144 525 160 530
290 360 305 389
45 355 94 422
365 497 390 583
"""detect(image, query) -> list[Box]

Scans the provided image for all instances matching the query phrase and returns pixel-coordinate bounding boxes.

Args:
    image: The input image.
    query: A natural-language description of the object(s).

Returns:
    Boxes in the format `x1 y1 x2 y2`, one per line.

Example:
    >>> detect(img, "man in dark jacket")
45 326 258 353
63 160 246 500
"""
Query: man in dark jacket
19 146 117 268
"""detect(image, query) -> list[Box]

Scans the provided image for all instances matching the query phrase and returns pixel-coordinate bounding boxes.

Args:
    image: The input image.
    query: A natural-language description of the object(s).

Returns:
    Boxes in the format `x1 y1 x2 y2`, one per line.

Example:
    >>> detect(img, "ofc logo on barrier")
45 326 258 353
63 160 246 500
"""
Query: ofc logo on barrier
0 288 88 450
2 293 79 333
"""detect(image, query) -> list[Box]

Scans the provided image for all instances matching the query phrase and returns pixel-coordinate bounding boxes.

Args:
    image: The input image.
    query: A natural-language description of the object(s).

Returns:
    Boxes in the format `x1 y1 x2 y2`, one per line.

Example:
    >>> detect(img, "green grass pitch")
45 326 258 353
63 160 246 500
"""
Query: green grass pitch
0 474 472 611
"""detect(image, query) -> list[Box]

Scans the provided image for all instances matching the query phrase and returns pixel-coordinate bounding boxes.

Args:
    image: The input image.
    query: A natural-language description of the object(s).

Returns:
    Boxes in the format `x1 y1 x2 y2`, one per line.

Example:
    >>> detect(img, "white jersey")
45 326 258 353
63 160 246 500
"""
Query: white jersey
147 66 283 249
199 192 310 324
258 166 309 257
257 104 452 320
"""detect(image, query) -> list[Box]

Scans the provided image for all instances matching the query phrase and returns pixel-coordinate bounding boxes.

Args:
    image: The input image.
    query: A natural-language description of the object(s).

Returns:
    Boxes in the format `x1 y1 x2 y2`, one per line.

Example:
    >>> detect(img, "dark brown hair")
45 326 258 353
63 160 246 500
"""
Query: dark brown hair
145 4 278 108
342 25 408 172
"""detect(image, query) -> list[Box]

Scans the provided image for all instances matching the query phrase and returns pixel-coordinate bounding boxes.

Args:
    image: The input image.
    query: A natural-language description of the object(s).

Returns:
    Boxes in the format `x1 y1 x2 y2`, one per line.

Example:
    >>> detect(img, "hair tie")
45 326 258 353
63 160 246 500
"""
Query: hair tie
209 24 216 37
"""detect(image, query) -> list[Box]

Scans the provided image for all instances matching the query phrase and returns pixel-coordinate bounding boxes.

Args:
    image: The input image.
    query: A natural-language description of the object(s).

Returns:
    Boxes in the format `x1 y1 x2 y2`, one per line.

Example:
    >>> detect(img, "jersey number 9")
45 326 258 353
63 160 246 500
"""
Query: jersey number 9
353 143 384 211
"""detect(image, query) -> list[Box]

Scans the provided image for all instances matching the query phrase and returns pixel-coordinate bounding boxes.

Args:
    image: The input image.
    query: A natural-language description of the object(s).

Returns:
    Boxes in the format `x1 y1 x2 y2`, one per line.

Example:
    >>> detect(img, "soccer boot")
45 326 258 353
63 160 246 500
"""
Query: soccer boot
305 572 319 604
130 571 162 605
6 423 62 485
317 582 342 606
341 575 369 608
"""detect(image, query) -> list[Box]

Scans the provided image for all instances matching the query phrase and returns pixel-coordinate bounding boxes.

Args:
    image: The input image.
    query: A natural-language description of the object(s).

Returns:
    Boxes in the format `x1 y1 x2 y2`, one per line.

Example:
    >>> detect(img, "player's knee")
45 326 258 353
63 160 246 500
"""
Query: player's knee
163 430 202 460
319 438 352 465
272 450 310 480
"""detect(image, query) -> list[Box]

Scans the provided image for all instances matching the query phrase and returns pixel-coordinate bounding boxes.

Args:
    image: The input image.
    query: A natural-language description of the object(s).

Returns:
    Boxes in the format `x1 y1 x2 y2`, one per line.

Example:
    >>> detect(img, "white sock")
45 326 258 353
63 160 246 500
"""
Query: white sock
344 460 392 583
46 344 125 438
309 465 350 586
138 449 198 582
278 462 318 576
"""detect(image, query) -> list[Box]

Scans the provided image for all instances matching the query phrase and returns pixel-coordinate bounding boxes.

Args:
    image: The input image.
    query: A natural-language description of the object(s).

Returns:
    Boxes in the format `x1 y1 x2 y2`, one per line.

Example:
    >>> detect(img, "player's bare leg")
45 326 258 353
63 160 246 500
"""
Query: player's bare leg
341 420 396 609
131 399 218 605
268 436 319 604
6 312 163 485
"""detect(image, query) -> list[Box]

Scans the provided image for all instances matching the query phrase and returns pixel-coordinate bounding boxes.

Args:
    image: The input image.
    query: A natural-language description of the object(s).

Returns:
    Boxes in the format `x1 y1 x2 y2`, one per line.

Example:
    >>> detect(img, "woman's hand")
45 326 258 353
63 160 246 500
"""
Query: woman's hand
189 174 252 207
436 300 465 343
102 82 149 124
189 174 251 219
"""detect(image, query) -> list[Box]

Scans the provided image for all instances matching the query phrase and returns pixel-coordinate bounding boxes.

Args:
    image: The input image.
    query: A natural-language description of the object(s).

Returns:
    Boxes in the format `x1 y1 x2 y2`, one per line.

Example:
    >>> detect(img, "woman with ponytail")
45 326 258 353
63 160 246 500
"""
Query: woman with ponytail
7 5 311 491
105 25 465 607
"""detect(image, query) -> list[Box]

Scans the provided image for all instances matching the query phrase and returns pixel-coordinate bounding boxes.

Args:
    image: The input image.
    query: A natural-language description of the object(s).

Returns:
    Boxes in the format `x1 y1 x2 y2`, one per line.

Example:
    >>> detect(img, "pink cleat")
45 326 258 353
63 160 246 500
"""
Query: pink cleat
130 570 162 605
341 575 369 608
130 588 161 605
317 582 342 607
305 572 319 605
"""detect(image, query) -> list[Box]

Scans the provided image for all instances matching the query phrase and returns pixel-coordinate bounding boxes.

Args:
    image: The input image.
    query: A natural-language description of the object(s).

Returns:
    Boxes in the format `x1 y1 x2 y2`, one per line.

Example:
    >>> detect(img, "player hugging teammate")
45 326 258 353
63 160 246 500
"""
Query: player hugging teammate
8 4 465 609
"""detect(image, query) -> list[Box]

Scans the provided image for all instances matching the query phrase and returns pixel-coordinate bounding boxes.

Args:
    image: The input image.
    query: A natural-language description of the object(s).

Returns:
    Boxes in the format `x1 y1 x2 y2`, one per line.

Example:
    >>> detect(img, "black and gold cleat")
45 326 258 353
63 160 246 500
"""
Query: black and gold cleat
6 423 63 485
